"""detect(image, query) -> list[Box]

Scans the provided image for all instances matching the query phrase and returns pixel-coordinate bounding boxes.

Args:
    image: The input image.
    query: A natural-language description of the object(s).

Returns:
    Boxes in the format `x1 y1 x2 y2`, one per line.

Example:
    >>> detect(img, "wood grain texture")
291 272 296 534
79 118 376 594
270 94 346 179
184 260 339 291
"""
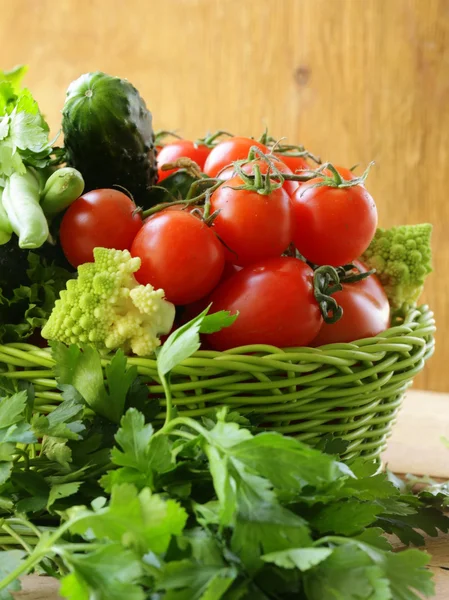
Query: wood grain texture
0 0 448 389
383 389 449 478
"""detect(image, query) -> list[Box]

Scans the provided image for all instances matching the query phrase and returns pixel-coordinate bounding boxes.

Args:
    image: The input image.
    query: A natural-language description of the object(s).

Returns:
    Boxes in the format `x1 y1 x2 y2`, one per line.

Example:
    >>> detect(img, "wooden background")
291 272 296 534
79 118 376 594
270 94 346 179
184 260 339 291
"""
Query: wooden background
1 0 448 390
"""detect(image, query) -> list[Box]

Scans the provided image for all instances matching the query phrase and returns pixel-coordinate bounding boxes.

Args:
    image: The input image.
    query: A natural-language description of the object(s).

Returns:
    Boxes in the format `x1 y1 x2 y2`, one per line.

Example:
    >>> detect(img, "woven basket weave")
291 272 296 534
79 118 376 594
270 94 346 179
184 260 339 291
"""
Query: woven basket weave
0 305 435 461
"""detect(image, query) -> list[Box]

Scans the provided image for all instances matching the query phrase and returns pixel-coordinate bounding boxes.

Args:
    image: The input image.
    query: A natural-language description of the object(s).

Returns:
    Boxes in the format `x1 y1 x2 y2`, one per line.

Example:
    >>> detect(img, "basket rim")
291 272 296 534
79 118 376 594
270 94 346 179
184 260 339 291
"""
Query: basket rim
0 304 435 362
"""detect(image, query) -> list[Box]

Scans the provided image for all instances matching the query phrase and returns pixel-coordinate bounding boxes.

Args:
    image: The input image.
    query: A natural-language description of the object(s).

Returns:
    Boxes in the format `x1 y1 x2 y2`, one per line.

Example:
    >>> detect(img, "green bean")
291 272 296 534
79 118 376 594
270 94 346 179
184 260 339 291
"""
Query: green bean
3 169 49 249
40 167 84 217
0 188 13 245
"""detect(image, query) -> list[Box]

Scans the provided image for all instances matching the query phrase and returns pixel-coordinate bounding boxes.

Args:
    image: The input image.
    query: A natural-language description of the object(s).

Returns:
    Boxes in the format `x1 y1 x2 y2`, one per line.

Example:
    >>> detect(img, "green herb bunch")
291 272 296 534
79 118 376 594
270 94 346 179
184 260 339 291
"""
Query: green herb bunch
0 309 446 599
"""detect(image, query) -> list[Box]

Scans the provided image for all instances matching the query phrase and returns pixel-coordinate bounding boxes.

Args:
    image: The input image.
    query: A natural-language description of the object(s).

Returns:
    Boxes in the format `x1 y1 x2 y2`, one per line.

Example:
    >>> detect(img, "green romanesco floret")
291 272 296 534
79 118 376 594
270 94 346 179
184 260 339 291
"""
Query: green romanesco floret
361 223 432 308
42 247 175 356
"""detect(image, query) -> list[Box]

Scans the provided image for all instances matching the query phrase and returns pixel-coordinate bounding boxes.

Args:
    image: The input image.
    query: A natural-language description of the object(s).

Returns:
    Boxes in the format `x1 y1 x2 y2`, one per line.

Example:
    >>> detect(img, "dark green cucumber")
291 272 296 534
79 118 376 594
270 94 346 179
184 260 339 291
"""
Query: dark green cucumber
62 72 157 207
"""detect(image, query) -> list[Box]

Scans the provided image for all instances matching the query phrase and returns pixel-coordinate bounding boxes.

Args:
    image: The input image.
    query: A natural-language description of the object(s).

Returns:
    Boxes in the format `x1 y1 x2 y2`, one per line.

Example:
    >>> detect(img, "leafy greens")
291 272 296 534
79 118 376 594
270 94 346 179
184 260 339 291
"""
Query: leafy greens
0 309 446 599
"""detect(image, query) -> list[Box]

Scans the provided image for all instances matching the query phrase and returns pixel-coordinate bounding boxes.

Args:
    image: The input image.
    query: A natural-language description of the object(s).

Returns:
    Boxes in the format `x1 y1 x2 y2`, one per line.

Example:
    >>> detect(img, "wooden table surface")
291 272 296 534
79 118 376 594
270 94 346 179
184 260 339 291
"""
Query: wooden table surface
13 389 449 600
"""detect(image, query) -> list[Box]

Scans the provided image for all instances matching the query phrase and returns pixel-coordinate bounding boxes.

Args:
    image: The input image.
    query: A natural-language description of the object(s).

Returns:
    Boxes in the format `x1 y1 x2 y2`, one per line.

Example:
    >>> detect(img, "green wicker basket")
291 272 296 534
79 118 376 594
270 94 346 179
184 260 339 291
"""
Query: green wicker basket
0 305 435 462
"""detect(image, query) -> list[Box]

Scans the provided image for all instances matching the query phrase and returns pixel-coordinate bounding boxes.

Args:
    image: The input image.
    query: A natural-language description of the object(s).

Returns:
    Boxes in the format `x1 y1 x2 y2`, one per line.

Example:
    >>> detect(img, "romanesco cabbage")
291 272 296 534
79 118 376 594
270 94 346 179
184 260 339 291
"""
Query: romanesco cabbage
42 247 175 356
361 223 432 308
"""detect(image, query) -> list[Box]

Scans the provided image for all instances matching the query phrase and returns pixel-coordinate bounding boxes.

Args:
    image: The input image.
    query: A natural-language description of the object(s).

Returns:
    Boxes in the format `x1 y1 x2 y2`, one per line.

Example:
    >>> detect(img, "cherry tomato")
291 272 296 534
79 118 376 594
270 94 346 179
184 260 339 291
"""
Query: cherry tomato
60 189 142 268
274 152 311 173
291 179 377 267
312 261 390 345
210 175 293 267
207 257 322 350
131 210 225 305
203 137 268 178
157 140 211 182
219 157 298 196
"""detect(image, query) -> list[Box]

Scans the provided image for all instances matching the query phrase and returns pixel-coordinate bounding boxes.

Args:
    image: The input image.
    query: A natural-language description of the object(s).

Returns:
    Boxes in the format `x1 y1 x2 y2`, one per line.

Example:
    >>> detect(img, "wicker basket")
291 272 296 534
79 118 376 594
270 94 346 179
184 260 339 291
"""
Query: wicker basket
0 305 435 462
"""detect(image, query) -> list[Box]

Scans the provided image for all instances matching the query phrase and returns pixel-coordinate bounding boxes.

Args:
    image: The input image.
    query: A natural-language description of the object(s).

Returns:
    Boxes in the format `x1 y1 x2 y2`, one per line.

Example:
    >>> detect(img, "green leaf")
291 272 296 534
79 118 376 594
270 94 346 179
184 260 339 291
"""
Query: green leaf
377 505 449 546
47 482 81 511
0 139 24 179
0 462 13 486
0 422 35 444
0 392 35 444
15 495 48 514
199 310 238 334
340 472 402 501
59 543 144 600
53 344 137 424
9 108 50 153
0 81 52 184
157 310 206 377
0 65 28 91
206 413 253 449
112 409 154 472
11 470 48 496
262 547 333 571
125 375 159 420
383 549 434 599
0 550 25 600
103 408 172 491
105 350 138 423
232 498 311 572
69 484 187 556
310 500 383 535
40 437 72 470
0 82 16 116
353 527 393 551
53 343 109 417
184 528 226 567
158 309 235 377
303 544 390 600
0 443 15 462
0 391 28 427
156 560 237 600
231 432 342 492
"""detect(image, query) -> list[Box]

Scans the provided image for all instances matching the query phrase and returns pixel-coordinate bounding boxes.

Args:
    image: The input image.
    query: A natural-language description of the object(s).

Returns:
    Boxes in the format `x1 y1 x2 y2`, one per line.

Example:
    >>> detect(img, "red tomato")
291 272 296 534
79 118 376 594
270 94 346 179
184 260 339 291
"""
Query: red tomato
182 262 243 324
220 262 242 282
131 211 225 305
157 140 211 182
312 261 390 345
207 257 322 350
219 157 298 196
60 189 142 268
203 137 268 178
274 152 311 173
291 179 377 267
210 175 293 267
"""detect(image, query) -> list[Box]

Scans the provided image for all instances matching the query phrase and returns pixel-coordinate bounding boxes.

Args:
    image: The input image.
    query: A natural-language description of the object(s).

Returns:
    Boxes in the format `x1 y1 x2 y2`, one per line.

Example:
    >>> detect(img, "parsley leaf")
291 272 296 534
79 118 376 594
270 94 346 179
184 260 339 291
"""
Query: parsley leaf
101 408 172 491
262 547 333 571
59 543 144 600
47 482 82 511
156 560 237 600
69 484 187 555
53 343 139 424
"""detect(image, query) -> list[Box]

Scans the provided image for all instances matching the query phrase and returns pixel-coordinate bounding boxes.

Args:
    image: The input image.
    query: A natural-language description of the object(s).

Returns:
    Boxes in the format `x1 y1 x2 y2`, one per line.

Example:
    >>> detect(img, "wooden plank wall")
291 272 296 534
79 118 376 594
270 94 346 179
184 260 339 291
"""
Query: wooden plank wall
1 0 448 390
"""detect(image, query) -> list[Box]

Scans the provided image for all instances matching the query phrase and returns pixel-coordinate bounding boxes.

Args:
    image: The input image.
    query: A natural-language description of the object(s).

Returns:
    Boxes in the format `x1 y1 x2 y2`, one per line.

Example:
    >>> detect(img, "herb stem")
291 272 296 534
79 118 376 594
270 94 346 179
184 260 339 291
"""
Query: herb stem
0 520 73 592
161 373 174 427
1 524 33 553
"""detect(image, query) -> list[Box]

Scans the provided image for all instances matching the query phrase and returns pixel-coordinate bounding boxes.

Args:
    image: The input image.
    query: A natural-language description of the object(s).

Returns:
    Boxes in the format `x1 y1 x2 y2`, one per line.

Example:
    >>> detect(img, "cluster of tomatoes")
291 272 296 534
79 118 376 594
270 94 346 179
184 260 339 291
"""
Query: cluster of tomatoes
58 133 391 351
